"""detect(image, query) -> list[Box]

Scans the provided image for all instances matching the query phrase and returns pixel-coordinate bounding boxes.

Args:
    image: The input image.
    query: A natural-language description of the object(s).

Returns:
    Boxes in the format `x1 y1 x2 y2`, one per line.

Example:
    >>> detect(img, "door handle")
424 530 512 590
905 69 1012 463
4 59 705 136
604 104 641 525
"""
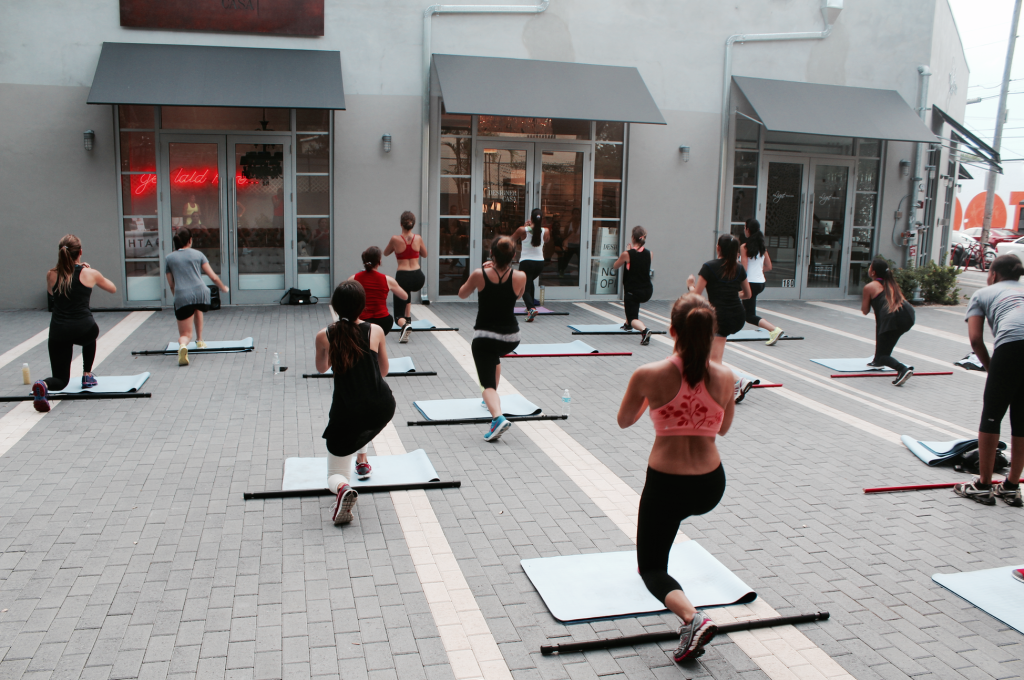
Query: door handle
525 182 531 211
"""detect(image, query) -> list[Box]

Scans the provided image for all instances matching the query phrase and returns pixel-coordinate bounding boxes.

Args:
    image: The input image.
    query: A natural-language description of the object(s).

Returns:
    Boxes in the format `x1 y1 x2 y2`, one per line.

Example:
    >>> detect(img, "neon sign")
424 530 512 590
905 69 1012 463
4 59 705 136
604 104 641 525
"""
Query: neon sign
131 168 258 195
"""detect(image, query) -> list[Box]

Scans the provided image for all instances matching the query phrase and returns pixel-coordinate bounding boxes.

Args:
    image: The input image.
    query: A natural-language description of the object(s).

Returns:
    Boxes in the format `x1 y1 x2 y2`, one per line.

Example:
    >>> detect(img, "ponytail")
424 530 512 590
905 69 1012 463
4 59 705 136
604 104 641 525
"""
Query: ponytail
51 234 82 296
744 219 766 258
328 281 368 374
870 259 905 314
717 234 739 280
361 246 382 271
530 208 543 247
400 211 416 231
671 293 716 388
631 225 647 247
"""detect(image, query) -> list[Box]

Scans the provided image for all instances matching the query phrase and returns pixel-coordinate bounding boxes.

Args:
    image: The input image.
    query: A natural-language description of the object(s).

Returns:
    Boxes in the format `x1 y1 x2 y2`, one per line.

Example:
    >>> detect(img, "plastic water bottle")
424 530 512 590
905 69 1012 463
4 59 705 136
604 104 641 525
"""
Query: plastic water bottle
561 389 571 417
273 353 280 374
22 363 30 385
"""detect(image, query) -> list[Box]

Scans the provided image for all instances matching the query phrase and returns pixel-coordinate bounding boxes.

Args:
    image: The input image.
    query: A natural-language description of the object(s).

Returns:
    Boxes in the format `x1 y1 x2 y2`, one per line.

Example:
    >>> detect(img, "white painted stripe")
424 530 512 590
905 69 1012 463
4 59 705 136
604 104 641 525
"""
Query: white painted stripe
808 301 972 344
412 304 855 680
0 328 49 371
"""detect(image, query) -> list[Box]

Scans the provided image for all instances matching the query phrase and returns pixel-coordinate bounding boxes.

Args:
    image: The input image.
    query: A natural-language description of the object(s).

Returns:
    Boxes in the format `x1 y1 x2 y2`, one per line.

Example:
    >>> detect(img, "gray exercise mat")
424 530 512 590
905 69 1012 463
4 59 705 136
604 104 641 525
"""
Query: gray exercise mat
568 324 663 334
163 338 254 352
902 436 974 466
933 564 1024 635
511 341 598 355
410 319 436 330
50 373 150 395
282 450 440 491
413 394 541 421
309 356 420 377
522 541 757 622
728 328 772 341
810 357 891 373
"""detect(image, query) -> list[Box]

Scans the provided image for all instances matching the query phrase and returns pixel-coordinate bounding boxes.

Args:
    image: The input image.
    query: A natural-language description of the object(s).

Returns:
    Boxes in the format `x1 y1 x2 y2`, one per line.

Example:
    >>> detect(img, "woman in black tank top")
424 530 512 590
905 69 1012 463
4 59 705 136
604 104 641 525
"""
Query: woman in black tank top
861 259 915 386
613 226 654 345
34 235 117 413
459 236 526 443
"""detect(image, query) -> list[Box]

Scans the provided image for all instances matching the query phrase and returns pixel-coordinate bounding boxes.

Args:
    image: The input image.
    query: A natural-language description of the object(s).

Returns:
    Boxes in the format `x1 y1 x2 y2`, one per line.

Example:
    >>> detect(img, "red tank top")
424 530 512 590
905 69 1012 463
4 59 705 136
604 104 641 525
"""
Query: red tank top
354 270 390 319
395 235 420 260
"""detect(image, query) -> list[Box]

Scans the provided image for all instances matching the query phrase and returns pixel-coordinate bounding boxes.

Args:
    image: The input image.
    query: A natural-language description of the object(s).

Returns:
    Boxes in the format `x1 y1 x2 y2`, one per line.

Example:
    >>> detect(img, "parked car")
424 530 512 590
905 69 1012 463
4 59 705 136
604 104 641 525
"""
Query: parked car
996 235 1024 260
959 227 1020 246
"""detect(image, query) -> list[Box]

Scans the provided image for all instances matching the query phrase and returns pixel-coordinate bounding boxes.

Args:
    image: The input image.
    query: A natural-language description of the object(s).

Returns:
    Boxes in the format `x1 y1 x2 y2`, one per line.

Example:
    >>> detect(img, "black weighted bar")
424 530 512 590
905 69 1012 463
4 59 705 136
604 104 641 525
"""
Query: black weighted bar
408 414 568 426
0 392 152 403
244 480 462 500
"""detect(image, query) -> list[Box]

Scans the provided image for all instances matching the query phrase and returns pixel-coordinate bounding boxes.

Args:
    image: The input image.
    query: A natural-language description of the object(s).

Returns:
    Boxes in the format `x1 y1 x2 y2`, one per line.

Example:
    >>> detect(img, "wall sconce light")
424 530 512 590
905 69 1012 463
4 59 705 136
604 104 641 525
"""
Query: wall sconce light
382 133 392 153
83 130 95 152
679 145 690 162
899 159 911 177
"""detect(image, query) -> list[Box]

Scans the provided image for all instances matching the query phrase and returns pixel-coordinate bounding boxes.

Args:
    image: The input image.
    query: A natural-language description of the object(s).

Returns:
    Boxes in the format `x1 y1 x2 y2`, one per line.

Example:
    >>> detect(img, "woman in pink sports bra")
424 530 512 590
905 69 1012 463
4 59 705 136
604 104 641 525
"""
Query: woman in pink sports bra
617 293 735 663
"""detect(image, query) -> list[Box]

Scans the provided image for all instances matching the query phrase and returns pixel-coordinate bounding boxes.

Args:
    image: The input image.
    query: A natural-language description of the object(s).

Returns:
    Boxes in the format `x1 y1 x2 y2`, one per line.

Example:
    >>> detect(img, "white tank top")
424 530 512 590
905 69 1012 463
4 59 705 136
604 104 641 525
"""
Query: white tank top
520 228 545 262
746 251 766 283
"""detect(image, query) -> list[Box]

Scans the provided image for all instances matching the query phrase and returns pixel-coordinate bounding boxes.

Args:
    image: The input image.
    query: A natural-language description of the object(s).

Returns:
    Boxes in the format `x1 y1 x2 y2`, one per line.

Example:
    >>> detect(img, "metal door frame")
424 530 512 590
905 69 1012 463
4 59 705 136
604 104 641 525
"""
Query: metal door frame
756 155 809 300
802 158 856 299
534 142 592 300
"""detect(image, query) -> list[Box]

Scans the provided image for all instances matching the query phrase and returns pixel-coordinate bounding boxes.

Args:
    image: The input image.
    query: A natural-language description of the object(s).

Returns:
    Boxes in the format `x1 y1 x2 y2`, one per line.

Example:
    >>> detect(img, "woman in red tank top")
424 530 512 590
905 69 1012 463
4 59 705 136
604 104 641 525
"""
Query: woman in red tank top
349 246 408 336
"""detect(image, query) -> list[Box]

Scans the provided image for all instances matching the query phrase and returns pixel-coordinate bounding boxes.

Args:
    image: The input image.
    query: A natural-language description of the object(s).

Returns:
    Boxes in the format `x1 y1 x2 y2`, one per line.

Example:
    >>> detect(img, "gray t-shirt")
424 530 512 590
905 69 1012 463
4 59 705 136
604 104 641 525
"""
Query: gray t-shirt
165 248 212 309
965 280 1024 349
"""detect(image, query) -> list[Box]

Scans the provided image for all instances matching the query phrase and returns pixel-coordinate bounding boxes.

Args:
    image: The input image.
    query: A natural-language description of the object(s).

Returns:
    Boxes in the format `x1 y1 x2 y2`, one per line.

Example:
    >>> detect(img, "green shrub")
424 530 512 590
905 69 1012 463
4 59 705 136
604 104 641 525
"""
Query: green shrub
890 263 919 301
916 261 962 305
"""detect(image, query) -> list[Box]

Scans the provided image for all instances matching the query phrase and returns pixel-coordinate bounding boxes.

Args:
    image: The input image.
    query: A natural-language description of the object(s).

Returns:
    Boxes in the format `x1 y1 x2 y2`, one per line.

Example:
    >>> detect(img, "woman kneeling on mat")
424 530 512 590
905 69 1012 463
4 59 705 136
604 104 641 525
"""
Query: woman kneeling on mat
166 227 229 367
617 293 734 662
512 208 549 323
861 258 915 386
740 219 784 345
33 235 118 413
315 281 396 525
384 211 427 343
613 226 654 345
350 246 408 336
459 236 526 443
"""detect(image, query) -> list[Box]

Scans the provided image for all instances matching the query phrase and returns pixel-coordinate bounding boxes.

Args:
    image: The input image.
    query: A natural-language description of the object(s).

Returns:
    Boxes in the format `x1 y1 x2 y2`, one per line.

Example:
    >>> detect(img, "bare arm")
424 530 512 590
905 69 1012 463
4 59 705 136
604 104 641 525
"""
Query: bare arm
458 269 484 299
511 226 528 243
687 274 708 296
617 367 651 429
166 271 175 295
371 323 390 377
81 266 117 294
201 262 229 292
314 328 331 374
417 235 428 258
709 363 736 436
763 250 772 272
383 236 396 256
386 275 409 299
46 270 57 295
967 316 990 369
740 244 749 271
612 250 630 270
512 270 527 297
861 282 879 315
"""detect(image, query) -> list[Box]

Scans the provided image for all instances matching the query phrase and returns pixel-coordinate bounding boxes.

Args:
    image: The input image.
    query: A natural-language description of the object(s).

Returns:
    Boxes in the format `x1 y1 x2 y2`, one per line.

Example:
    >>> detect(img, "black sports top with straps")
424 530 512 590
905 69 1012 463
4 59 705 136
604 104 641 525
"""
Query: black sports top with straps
51 265 95 326
623 248 652 291
474 267 520 336
870 286 915 334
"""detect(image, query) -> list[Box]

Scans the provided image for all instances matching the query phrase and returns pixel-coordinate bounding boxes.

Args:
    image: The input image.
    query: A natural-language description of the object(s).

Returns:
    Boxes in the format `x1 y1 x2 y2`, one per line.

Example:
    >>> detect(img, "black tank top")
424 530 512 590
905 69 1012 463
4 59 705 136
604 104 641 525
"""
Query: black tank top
51 265 94 326
474 267 520 335
623 249 652 290
870 289 915 334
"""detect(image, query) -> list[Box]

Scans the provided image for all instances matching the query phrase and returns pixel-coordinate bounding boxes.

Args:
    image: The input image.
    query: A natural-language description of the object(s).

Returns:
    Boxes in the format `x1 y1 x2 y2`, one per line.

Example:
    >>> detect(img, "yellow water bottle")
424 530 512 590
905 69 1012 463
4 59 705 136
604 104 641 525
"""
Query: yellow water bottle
22 363 31 385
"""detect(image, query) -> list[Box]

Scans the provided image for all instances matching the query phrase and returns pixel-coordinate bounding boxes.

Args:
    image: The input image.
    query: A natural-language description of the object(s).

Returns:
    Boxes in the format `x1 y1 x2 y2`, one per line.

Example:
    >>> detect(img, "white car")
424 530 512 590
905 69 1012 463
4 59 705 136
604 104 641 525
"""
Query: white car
996 235 1024 259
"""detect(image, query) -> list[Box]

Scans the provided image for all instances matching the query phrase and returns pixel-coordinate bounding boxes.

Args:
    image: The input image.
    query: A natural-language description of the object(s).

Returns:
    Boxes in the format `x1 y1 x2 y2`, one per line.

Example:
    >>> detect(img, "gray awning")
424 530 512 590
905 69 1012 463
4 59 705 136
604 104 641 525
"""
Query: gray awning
933 106 1001 173
733 76 935 143
432 54 665 124
88 42 345 109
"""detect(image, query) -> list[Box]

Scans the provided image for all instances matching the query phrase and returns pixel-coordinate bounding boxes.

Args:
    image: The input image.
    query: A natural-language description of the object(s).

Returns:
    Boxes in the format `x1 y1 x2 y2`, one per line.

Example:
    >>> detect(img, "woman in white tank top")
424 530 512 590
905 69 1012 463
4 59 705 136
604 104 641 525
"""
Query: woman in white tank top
739 219 785 346
512 209 550 322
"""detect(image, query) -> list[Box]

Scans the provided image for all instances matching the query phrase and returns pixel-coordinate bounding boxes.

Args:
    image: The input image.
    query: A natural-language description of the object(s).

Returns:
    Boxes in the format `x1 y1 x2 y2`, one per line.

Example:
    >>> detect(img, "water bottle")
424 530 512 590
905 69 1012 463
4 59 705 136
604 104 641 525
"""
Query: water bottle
561 389 571 417
22 363 30 385
273 353 280 374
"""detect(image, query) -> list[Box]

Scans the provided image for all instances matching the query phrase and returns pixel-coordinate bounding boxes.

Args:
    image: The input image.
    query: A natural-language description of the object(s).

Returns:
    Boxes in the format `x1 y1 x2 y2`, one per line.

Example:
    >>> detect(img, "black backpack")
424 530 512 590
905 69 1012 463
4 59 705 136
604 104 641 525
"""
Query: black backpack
280 288 318 305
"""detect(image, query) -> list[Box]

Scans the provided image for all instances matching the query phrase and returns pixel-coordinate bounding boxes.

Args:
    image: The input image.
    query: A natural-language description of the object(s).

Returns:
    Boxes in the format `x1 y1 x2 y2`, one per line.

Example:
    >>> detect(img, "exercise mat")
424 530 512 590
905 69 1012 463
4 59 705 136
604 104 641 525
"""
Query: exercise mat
282 450 440 491
933 564 1024 635
510 341 599 355
727 328 803 342
810 357 890 372
413 394 541 421
568 324 665 335
514 306 569 315
303 356 437 378
409 319 457 331
51 373 151 395
901 436 1005 467
135 338 254 355
522 541 756 622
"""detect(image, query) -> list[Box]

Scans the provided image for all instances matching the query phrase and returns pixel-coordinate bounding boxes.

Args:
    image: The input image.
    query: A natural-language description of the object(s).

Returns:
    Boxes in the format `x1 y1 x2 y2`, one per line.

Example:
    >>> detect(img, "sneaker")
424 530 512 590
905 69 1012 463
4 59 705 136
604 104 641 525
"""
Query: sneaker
484 415 512 442
1012 568 1024 584
672 610 717 662
766 328 784 346
31 380 50 413
993 481 1023 508
640 329 652 346
195 340 207 349
620 323 631 331
735 378 753 404
526 309 539 323
332 484 358 525
866 360 884 368
82 374 98 389
355 461 372 481
399 324 413 343
893 367 914 386
953 477 996 505
178 345 189 366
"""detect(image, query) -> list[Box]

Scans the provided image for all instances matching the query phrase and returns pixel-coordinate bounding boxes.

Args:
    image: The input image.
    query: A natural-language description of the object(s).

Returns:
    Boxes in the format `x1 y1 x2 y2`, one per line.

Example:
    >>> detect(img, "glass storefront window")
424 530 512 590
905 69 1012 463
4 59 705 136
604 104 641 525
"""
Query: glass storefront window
735 117 759 150
120 132 155 172
849 140 882 294
296 175 330 215
441 107 471 135
731 187 755 224
122 175 158 216
477 116 591 140
594 181 621 219
297 109 331 132
124 219 159 257
764 131 853 156
125 260 161 302
119 105 154 129
297 134 329 173
595 144 623 180
440 137 472 175
733 151 758 187
596 122 625 142
168 142 222 274
162 107 290 131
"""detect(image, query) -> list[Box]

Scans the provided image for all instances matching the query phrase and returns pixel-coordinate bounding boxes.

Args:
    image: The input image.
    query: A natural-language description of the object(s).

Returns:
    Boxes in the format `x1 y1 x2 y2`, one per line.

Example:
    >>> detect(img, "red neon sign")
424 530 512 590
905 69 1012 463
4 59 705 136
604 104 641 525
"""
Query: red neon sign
131 167 258 196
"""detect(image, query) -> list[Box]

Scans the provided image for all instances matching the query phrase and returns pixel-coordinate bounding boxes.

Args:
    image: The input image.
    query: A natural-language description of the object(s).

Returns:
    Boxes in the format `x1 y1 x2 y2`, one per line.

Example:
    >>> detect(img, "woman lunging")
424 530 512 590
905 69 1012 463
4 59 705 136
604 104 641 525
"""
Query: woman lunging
33 235 117 413
613 226 654 345
314 281 397 525
384 211 427 343
687 234 752 402
165 227 229 366
740 219 784 346
617 293 734 662
350 246 408 337
459 237 526 442
512 208 550 323
861 258 915 386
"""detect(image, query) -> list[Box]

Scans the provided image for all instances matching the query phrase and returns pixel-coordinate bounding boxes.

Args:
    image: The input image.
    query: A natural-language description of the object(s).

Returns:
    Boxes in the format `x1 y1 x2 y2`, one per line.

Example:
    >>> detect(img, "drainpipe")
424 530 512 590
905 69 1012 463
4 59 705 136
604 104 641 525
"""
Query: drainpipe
419 1 550 302
907 65 931 269
714 0 843 248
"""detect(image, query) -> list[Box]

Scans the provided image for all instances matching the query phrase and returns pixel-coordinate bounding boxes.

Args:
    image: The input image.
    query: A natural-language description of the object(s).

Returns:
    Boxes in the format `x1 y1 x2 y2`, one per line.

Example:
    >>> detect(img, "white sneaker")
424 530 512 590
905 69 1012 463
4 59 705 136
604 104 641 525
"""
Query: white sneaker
399 324 412 343
735 378 753 404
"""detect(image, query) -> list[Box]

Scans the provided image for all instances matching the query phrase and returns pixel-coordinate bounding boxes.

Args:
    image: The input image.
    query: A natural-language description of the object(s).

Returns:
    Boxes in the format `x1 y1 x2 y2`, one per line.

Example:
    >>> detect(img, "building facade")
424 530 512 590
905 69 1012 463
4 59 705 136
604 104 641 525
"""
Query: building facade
0 0 971 309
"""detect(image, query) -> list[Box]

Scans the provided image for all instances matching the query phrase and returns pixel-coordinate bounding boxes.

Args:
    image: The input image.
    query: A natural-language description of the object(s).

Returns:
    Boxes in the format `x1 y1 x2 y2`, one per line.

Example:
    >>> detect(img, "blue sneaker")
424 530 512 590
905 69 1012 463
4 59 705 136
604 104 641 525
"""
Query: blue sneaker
82 374 98 389
484 415 512 442
32 381 50 413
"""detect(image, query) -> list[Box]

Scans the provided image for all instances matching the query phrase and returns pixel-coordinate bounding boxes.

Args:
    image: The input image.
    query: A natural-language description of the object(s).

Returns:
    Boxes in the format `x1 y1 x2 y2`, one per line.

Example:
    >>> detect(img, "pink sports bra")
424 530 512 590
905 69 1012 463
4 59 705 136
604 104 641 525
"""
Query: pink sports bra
648 356 725 437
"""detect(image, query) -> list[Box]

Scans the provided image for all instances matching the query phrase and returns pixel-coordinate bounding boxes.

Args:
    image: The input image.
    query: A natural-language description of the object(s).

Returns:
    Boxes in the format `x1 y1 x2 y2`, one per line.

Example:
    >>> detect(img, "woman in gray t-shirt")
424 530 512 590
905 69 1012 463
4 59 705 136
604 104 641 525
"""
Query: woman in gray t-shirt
165 227 229 366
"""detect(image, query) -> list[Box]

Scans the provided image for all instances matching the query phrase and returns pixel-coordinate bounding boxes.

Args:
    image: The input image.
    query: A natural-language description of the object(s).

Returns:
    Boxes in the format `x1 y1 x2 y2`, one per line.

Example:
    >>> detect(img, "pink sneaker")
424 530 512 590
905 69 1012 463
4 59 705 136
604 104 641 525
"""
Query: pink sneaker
355 461 372 481
32 381 50 413
332 484 358 525
1013 568 1024 584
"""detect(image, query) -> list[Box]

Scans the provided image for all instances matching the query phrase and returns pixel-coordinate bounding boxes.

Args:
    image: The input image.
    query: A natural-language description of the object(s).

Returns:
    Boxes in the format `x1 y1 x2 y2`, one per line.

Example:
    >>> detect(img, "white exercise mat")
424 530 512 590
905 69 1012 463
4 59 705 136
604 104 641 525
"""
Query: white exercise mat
810 357 891 373
50 372 151 395
163 338 254 352
410 319 436 330
413 394 542 421
933 564 1024 635
511 341 598 355
282 450 439 491
567 324 663 334
307 356 420 377
522 541 756 622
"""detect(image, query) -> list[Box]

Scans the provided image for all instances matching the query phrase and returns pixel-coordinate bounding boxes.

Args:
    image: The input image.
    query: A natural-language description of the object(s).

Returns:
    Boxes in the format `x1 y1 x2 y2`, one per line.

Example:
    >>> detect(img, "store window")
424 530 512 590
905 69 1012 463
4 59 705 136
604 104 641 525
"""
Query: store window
730 117 759 239
591 122 626 295
119 105 161 301
848 139 882 294
438 107 472 296
764 131 854 156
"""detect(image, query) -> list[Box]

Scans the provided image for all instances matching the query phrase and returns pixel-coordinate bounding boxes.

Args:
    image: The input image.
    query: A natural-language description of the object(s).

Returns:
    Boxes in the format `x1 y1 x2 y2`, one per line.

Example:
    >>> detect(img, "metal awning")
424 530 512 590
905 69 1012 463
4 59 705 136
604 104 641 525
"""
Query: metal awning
88 42 345 109
733 76 936 143
933 106 1001 172
958 165 974 180
432 54 665 124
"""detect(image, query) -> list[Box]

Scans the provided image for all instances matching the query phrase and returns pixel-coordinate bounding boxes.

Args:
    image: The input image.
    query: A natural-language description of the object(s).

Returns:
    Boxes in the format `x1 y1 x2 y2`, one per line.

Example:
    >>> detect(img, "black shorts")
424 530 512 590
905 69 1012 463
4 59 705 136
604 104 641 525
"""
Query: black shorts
714 309 745 338
471 336 520 390
175 303 210 321
980 339 1024 436
364 315 394 336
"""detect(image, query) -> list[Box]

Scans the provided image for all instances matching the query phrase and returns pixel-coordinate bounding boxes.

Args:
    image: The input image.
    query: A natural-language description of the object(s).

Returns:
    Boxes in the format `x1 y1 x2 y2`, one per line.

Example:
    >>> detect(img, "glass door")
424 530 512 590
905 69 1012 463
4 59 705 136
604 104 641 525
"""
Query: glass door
159 136 229 305
803 160 854 298
228 135 293 304
473 143 534 296
535 145 590 299
757 156 808 300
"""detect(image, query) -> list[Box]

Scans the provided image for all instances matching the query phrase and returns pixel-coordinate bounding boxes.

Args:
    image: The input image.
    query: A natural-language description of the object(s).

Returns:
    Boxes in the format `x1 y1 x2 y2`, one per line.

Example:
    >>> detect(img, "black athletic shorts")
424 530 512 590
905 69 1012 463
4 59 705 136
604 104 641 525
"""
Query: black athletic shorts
471 336 520 390
714 308 745 338
364 315 394 336
175 303 211 321
980 339 1024 436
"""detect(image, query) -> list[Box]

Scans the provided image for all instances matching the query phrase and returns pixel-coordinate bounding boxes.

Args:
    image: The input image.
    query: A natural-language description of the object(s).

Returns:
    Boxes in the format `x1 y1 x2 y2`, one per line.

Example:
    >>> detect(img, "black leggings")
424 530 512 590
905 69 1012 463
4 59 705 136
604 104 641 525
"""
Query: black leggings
637 465 726 604
624 286 653 325
980 339 1024 436
519 260 545 309
394 269 425 323
471 337 520 390
44 321 100 391
364 315 394 337
874 329 909 372
743 282 765 326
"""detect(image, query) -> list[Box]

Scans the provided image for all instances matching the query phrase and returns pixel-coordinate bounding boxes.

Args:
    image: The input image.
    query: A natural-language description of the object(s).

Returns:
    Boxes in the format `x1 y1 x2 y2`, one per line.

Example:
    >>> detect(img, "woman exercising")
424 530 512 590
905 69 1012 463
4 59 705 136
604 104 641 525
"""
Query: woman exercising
617 293 734 662
613 226 654 345
314 281 396 525
33 235 117 413
459 236 526 443
384 211 427 342
687 234 752 402
512 208 549 322
860 258 915 386
740 219 784 345
165 227 229 367
350 246 408 336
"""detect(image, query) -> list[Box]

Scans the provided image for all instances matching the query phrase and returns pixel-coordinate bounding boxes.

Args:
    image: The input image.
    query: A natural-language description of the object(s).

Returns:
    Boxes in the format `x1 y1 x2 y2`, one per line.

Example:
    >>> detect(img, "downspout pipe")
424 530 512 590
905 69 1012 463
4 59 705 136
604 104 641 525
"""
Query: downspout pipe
419 1 550 302
907 65 931 268
714 0 841 248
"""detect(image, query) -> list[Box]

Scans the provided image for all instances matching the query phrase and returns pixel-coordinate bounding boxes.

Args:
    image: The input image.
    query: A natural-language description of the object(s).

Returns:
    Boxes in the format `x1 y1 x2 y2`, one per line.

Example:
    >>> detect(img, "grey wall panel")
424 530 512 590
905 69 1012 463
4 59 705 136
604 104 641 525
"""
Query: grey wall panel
0 84 122 309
